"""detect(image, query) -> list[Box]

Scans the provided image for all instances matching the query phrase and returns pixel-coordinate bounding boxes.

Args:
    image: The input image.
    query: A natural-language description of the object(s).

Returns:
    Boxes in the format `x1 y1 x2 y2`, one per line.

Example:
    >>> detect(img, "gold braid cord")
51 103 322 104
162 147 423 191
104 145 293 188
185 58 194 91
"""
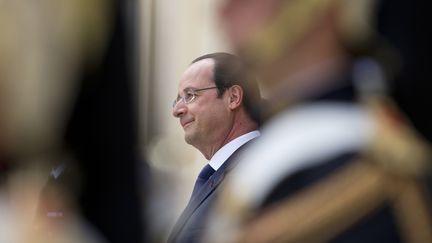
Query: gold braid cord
236 160 432 243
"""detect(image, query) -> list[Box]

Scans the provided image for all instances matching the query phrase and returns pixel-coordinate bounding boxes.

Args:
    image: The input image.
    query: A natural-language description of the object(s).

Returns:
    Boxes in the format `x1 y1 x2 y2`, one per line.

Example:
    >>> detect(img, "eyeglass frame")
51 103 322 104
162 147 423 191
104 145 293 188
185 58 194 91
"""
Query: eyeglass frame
172 86 218 108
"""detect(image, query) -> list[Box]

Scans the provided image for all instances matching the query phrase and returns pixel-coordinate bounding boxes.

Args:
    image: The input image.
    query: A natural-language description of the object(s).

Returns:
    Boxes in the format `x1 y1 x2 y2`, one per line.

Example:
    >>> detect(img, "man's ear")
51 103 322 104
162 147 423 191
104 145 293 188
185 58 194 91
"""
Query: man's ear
227 85 243 110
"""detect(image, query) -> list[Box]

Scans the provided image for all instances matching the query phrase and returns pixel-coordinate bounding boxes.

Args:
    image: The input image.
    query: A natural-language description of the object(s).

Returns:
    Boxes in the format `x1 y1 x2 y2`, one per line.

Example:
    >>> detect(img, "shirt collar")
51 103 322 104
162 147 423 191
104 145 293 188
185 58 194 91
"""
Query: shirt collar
208 130 260 171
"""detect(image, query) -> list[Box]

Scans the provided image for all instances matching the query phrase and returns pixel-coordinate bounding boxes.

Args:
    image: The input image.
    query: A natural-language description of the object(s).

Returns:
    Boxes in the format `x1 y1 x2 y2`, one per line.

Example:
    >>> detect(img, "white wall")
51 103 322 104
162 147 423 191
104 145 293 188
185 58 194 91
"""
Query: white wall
138 0 230 240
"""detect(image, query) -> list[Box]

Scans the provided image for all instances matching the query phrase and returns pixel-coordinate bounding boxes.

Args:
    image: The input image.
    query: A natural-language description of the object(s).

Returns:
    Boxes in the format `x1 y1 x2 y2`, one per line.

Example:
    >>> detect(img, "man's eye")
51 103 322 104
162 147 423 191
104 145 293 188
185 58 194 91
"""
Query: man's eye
184 92 194 101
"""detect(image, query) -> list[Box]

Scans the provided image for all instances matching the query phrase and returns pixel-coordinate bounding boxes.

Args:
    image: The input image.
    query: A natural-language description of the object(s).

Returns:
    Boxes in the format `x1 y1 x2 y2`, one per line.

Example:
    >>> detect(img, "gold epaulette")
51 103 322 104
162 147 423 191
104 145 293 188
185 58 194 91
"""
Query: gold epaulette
365 97 432 177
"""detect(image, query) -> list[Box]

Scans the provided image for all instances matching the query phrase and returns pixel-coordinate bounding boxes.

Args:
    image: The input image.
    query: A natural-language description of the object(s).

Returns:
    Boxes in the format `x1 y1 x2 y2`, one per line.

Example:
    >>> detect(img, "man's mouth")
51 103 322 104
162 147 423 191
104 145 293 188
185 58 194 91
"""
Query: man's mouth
181 119 193 129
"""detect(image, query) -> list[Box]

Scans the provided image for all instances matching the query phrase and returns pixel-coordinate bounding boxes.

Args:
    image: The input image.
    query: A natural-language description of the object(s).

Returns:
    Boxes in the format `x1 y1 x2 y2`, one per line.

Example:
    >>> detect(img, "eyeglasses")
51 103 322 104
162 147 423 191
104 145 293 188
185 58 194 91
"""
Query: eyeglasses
173 86 218 108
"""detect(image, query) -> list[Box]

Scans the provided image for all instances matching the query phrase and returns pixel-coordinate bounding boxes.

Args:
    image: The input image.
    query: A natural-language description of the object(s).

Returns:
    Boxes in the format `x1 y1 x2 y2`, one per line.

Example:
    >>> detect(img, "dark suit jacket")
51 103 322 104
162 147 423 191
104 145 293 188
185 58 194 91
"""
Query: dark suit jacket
167 141 253 243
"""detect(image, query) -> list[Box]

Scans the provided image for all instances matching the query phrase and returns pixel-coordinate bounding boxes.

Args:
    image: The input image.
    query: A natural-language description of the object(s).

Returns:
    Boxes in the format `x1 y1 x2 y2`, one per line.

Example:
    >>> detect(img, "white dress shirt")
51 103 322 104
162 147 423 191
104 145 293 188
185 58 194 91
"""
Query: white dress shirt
208 130 260 171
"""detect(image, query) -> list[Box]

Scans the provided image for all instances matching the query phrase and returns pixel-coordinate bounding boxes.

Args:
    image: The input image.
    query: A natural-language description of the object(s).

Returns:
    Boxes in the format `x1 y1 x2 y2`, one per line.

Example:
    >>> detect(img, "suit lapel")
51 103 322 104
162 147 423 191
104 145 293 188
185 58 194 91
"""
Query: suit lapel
168 164 227 242
168 140 255 242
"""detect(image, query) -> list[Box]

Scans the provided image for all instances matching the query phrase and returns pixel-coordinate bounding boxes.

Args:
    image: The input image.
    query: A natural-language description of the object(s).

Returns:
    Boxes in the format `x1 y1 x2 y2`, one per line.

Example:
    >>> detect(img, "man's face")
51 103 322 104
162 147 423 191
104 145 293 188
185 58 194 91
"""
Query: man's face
219 0 280 53
172 59 232 151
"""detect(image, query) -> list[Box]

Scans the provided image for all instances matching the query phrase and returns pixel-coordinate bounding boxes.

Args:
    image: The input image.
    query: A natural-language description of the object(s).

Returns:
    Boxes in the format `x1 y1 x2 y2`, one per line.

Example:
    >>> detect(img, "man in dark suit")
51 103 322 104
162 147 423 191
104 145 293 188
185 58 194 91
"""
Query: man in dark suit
204 0 432 242
168 52 261 243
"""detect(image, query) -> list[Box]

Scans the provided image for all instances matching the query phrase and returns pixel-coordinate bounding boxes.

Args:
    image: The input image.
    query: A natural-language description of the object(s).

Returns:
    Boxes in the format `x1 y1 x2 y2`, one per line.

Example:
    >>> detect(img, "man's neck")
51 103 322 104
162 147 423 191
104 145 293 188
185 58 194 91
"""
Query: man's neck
201 120 258 160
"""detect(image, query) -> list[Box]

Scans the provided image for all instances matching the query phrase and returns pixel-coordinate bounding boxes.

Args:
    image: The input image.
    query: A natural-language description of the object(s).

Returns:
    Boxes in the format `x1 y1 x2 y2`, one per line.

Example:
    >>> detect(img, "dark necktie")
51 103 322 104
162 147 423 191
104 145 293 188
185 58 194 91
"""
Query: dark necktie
190 164 215 199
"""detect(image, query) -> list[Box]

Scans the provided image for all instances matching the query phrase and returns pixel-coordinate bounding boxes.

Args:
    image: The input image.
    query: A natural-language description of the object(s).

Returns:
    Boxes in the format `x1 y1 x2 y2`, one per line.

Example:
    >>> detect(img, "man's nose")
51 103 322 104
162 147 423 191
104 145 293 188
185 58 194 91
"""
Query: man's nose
172 102 186 118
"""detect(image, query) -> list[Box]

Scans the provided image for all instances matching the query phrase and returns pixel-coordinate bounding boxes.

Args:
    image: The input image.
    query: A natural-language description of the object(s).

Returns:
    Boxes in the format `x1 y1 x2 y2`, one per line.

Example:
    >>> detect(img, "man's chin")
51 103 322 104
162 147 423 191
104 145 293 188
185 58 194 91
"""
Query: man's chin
184 133 194 145
185 131 202 147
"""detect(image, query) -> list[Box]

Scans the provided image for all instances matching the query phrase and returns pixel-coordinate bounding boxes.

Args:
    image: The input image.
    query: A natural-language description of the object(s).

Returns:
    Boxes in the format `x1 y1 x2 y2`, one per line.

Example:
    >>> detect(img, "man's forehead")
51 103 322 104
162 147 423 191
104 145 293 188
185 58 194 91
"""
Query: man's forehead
187 58 215 76
179 58 215 88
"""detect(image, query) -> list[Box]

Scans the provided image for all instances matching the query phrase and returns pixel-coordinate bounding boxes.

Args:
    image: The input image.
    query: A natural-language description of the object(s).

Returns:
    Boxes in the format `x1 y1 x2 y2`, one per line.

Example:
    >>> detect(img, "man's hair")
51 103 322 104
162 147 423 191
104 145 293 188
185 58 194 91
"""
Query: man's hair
192 52 262 125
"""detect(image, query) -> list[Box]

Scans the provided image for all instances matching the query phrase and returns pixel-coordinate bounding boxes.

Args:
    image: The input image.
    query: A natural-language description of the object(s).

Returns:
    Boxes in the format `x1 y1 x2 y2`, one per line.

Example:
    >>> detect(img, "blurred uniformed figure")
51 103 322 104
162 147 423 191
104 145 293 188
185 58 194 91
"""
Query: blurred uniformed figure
204 0 432 242
0 0 145 242
0 0 110 242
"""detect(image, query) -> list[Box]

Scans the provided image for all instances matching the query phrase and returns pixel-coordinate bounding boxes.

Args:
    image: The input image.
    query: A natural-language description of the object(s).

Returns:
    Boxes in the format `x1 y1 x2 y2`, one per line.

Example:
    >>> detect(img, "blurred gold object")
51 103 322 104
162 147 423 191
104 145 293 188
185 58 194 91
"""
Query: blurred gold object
366 97 432 176
241 0 377 67
0 0 111 160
